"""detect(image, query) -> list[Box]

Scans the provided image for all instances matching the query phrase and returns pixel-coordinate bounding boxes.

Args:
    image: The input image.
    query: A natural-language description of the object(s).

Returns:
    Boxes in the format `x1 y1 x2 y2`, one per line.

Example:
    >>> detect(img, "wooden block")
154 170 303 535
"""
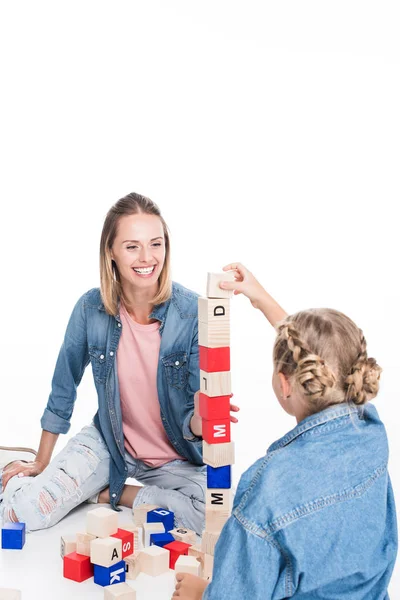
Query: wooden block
0 590 21 600
206 465 231 489
199 346 230 372
76 531 96 556
175 555 201 576
94 560 126 586
1 523 25 549
188 546 205 576
199 393 231 421
119 523 143 551
150 532 175 547
203 553 214 581
90 537 123 568
206 489 232 512
200 370 231 397
111 528 135 559
205 508 230 533
63 551 94 582
202 418 231 444
143 522 165 547
206 272 235 299
86 507 118 538
201 530 220 556
125 552 141 580
138 545 170 577
198 321 230 349
169 527 197 545
198 297 230 325
147 508 174 532
60 535 76 559
104 582 136 599
164 541 191 569
202 440 235 468
132 504 158 527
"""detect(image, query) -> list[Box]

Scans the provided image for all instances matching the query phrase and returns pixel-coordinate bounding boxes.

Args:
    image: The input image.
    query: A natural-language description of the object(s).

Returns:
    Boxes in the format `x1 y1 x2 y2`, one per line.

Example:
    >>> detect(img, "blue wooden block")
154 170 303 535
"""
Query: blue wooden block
207 465 231 489
147 508 174 532
1 522 26 550
150 532 175 547
93 560 126 587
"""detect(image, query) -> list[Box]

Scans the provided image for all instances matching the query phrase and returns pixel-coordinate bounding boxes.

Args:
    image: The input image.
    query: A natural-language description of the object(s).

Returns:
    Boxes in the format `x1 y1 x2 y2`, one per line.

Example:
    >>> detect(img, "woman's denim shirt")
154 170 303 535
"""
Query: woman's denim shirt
40 282 202 509
204 402 398 599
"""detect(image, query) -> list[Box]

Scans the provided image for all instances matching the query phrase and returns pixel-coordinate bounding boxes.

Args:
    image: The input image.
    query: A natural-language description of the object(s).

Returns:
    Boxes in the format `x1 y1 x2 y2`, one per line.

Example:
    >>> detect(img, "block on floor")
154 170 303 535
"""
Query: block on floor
175 554 201 576
60 534 76 559
104 581 136 599
90 537 123 568
143 522 165 547
0 590 21 600
111 528 135 559
63 551 94 583
94 560 126 587
1 523 26 550
125 552 141 581
86 507 119 538
169 527 197 544
138 545 170 577
132 504 158 527
147 508 174 532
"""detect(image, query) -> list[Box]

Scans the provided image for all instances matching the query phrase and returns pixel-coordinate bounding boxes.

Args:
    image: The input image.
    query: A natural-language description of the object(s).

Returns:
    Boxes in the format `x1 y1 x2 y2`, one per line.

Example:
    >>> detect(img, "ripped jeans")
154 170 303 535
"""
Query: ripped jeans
0 423 206 535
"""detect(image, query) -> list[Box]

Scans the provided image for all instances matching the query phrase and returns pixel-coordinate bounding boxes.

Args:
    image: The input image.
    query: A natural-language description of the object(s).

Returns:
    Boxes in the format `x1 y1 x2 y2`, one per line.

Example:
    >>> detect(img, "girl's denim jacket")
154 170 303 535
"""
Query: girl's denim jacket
40 282 202 509
204 402 397 599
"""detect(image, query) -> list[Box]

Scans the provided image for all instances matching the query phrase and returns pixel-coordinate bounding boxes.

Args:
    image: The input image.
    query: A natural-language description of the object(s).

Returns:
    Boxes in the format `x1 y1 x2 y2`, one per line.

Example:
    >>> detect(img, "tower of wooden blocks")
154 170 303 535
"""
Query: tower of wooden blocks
199 272 235 580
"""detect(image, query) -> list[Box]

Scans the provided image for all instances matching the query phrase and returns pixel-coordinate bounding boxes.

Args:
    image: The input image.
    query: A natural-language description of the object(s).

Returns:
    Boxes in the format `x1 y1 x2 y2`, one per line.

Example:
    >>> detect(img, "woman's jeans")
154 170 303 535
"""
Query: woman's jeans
0 424 206 535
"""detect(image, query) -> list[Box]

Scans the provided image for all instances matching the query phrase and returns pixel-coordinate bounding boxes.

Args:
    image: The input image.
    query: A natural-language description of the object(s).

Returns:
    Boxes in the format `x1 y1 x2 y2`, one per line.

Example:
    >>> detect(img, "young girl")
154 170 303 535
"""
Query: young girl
174 263 397 599
0 193 239 535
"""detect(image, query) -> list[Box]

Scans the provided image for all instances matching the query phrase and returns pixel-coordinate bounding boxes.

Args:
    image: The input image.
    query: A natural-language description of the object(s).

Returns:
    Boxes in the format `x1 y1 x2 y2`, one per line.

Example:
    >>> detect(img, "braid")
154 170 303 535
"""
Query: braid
277 322 336 402
345 331 382 405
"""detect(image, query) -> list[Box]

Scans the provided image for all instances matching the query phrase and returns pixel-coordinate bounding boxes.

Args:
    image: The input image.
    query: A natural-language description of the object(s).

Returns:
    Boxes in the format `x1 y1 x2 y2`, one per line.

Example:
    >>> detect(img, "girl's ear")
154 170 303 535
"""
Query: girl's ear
278 372 292 399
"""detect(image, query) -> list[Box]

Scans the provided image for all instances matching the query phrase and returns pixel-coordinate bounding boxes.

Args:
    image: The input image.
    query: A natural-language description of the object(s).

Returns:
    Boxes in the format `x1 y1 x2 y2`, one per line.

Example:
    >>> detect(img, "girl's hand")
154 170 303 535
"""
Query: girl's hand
1 459 47 491
191 391 240 437
220 263 266 309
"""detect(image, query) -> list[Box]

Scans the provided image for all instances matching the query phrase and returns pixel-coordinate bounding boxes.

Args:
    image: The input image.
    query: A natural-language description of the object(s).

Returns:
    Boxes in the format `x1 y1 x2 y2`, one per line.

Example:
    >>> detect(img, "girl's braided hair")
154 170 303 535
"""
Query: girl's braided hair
273 309 382 413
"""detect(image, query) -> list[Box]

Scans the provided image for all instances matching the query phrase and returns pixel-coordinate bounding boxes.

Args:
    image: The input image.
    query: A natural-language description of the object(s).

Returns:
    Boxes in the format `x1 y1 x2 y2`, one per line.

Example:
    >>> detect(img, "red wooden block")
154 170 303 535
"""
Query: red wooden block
63 552 94 582
199 346 230 372
111 528 134 559
199 393 231 420
202 418 231 444
164 541 191 569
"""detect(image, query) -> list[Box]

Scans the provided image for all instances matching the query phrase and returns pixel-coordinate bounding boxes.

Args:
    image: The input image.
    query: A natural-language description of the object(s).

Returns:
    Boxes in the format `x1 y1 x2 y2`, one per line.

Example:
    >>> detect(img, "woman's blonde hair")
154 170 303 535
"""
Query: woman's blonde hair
273 308 382 415
100 192 172 315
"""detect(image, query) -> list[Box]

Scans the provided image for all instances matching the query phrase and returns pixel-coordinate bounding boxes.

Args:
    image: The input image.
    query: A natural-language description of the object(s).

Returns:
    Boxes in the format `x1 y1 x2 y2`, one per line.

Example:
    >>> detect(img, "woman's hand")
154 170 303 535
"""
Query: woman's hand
220 263 267 309
190 391 240 437
1 459 47 491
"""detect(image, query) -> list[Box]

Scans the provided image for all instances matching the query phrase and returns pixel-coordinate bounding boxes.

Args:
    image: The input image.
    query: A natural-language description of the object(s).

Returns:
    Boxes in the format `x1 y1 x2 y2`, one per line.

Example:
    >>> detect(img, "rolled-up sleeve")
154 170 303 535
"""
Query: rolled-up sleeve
182 321 202 443
40 293 90 434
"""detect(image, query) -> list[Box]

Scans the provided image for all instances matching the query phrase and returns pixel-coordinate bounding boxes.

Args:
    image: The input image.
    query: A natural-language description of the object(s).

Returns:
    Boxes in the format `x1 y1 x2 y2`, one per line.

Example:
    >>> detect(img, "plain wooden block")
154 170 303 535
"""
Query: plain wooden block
203 553 214 581
200 370 231 397
90 537 123 568
169 527 197 544
0 590 21 600
202 440 235 468
87 507 119 538
205 508 230 533
125 552 142 580
104 582 136 599
143 522 165 547
76 531 97 556
206 489 232 512
206 272 235 299
175 555 201 576
138 545 170 576
198 297 230 325
201 530 220 556
188 546 205 576
120 523 143 551
60 535 76 559
198 321 230 349
132 504 158 527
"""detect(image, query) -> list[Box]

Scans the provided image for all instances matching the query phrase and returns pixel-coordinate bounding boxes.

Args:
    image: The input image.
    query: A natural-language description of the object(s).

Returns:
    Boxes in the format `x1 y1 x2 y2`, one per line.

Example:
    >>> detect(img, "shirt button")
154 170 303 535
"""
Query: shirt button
118 323 121 327
112 493 117 498
110 351 114 356
175 361 180 366
100 354 104 359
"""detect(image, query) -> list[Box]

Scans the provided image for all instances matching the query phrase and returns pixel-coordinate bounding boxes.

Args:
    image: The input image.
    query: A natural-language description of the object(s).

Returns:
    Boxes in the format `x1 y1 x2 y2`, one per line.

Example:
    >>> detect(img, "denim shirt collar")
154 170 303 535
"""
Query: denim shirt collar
268 402 362 454
97 293 172 334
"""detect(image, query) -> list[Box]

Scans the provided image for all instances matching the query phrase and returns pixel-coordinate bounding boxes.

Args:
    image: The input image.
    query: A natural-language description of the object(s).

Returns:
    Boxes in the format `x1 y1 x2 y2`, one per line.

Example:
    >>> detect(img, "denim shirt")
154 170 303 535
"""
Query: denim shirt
204 402 397 599
40 282 203 510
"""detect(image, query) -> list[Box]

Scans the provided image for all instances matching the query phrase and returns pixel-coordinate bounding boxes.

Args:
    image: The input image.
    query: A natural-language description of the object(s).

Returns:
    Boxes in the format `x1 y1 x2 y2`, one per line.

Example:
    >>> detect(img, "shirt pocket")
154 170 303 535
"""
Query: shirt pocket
162 351 189 391
89 346 107 384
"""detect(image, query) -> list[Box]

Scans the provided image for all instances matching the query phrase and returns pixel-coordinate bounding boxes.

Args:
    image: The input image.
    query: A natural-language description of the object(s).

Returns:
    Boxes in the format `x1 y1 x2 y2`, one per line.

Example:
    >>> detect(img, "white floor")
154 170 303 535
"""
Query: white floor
0 503 179 600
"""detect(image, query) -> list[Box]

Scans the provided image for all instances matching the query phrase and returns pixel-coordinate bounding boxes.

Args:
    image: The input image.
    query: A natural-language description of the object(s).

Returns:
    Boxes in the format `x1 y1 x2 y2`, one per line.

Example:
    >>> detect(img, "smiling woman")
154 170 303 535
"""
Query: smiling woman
0 192 238 535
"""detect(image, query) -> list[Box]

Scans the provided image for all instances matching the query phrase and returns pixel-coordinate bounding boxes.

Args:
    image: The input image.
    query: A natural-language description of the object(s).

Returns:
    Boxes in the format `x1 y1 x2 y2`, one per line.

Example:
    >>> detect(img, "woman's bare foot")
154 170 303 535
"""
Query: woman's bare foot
173 573 209 599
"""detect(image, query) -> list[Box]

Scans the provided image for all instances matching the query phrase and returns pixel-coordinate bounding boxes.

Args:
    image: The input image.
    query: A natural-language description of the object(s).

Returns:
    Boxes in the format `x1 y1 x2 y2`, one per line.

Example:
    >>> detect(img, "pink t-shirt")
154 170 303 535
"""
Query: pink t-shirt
117 302 186 468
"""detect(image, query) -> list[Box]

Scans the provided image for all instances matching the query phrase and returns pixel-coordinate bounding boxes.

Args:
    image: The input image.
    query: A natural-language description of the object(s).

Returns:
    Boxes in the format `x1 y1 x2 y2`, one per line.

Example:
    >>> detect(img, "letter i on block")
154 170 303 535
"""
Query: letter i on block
198 272 236 583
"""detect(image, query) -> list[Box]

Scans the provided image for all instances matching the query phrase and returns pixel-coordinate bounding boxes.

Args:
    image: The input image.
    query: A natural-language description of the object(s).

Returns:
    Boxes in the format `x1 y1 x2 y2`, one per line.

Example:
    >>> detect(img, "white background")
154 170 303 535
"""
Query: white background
0 1 399 597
